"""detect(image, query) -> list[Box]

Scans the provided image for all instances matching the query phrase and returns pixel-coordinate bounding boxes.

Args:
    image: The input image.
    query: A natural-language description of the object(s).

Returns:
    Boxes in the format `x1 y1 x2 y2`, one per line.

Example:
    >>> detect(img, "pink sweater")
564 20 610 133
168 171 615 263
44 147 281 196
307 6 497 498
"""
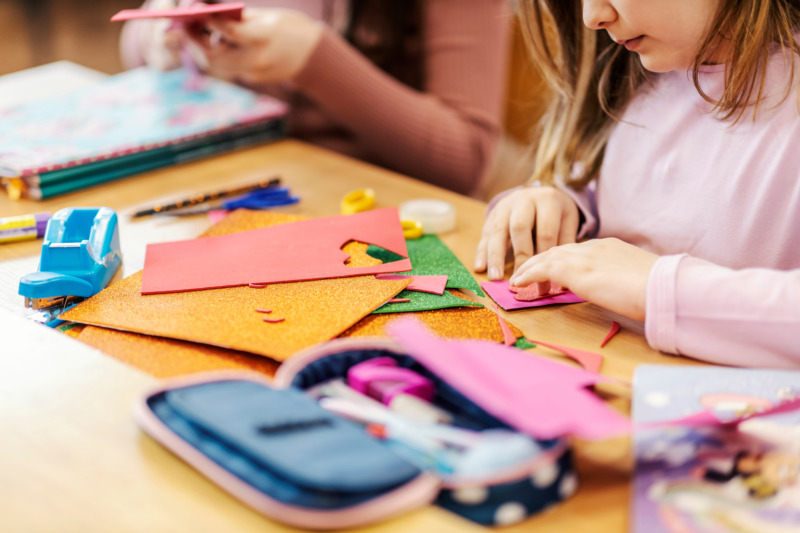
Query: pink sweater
121 0 511 197
568 55 800 368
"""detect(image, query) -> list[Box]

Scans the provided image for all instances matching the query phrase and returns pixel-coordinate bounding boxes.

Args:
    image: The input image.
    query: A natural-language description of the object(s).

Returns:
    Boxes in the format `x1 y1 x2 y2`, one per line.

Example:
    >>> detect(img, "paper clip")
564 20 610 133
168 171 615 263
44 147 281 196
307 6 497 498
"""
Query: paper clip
341 188 375 215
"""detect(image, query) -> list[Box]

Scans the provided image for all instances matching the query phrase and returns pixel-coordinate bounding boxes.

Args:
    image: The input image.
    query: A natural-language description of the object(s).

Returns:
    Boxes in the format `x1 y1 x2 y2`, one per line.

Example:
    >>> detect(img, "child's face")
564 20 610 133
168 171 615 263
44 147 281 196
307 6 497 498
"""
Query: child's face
583 0 722 72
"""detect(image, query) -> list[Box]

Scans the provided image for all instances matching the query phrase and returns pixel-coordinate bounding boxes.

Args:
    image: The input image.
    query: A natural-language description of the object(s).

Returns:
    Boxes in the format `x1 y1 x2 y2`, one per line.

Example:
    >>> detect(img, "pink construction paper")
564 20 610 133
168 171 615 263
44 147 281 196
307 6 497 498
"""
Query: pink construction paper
111 3 244 22
387 318 630 440
600 321 621 348
528 339 604 374
643 396 800 429
481 280 586 310
141 208 412 294
374 274 448 295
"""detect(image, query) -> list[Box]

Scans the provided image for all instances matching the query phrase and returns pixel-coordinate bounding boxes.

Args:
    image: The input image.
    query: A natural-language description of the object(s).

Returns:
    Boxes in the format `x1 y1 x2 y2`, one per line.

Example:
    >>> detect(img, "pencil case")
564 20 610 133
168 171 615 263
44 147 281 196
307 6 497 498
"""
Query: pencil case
134 337 577 529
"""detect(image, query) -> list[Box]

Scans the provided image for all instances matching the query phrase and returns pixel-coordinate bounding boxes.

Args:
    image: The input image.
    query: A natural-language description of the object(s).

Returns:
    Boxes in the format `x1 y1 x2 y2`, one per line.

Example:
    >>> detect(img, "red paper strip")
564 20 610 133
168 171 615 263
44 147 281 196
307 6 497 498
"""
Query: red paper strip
388 298 411 303
111 3 244 22
142 208 411 294
375 274 448 295
527 339 604 374
491 303 517 346
600 321 621 348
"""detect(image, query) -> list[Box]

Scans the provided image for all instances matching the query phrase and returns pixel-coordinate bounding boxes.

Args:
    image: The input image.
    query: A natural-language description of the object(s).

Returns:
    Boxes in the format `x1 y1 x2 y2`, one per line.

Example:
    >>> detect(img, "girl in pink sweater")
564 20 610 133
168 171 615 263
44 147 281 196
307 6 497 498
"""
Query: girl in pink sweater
475 0 800 367
121 0 511 197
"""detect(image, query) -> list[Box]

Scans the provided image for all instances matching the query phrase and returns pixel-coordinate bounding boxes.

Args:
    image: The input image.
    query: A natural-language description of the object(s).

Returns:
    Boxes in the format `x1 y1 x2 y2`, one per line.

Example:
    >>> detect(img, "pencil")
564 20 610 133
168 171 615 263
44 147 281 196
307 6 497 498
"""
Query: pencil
131 176 281 218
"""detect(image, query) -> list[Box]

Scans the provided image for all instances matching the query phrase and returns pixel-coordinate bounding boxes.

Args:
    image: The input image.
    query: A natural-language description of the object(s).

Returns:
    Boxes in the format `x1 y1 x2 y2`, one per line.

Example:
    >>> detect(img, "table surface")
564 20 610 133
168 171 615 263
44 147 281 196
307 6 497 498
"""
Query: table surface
0 136 705 532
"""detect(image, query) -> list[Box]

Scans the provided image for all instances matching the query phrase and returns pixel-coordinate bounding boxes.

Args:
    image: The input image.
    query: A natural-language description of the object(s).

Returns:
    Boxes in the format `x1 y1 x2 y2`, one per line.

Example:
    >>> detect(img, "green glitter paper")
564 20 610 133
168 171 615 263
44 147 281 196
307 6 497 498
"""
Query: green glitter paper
372 289 483 314
513 337 537 349
368 234 484 296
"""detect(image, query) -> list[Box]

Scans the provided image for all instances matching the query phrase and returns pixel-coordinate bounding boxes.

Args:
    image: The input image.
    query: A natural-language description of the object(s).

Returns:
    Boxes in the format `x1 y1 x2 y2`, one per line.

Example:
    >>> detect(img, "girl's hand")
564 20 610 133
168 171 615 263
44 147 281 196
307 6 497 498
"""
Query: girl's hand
474 186 580 280
186 8 324 85
509 238 658 321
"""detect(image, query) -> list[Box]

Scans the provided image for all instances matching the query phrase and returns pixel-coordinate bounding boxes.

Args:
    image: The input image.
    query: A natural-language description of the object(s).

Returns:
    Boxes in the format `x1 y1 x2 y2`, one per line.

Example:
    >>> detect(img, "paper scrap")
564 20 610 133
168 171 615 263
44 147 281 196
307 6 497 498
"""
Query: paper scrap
375 274 448 295
510 282 568 301
111 3 244 22
528 339 604 374
600 321 621 348
481 280 586 310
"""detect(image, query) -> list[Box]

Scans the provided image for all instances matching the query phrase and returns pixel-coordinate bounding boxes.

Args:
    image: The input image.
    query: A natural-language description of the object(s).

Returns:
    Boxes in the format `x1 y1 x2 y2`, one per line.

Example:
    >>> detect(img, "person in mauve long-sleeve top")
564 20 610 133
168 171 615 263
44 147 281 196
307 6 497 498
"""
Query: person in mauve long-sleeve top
121 0 511 197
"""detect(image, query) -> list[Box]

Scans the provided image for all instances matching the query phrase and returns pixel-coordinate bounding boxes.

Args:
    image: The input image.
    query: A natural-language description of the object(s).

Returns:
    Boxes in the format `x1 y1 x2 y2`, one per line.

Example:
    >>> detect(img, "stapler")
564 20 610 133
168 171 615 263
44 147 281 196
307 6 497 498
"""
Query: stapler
19 207 122 325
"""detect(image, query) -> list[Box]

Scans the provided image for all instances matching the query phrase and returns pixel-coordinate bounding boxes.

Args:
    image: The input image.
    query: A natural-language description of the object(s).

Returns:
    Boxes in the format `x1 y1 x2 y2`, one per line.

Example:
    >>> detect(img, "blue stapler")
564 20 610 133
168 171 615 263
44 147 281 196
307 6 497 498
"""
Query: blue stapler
19 207 122 325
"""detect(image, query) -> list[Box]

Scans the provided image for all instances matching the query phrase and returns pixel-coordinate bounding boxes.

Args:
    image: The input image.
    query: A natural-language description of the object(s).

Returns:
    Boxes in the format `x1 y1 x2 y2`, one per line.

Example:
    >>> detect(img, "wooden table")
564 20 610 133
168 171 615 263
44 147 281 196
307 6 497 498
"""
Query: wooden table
0 139 700 532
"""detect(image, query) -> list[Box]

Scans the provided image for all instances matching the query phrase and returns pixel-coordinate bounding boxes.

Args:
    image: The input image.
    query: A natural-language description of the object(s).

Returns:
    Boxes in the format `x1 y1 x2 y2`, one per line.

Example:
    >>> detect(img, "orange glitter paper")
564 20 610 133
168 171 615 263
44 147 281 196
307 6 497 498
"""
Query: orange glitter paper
62 211 411 362
341 290 523 342
78 326 279 379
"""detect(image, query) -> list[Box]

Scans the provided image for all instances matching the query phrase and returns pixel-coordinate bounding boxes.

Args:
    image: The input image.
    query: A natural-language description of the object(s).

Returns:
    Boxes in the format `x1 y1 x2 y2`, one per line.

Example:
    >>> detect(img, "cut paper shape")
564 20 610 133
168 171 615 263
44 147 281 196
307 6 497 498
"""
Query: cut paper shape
490 304 518 346
371 289 482 315
78 325 279 379
374 274 448 295
367 234 484 296
255 309 272 314
643 396 800 430
343 292 522 344
111 3 244 22
63 211 412 361
528 339 604 374
387 319 630 440
142 207 411 294
481 280 586 311
601 321 621 348
262 317 285 323
510 282 568 301
387 298 411 303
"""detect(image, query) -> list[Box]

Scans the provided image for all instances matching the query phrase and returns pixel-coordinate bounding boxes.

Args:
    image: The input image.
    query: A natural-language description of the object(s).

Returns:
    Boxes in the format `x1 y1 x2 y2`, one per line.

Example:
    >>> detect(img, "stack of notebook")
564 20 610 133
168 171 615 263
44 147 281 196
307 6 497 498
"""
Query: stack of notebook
0 67 287 200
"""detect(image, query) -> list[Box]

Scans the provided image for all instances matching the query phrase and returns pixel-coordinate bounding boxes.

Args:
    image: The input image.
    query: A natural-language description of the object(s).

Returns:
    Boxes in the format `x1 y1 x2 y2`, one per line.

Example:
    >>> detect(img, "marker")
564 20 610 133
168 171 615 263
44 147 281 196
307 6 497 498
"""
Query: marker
0 212 50 244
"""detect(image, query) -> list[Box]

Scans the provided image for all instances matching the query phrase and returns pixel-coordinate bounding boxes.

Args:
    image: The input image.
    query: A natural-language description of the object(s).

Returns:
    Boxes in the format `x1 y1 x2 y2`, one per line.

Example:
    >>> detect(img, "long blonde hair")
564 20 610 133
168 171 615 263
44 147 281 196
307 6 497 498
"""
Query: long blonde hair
518 0 800 189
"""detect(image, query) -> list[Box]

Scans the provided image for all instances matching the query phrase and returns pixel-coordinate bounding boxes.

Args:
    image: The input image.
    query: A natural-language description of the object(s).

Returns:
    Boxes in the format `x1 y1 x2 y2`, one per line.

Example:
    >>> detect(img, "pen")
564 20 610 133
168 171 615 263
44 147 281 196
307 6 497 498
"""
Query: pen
0 212 50 244
131 176 281 218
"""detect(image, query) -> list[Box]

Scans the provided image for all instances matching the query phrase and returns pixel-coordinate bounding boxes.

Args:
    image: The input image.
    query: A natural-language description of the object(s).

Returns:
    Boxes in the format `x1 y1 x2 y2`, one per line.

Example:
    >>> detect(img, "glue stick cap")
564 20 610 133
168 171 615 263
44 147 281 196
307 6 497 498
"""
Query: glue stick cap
399 199 456 235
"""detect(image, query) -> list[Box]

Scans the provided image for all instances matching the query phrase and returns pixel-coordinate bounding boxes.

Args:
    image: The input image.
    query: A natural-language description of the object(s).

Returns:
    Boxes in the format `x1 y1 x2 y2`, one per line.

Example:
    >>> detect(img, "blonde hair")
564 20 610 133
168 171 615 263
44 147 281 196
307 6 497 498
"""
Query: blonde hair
518 0 800 189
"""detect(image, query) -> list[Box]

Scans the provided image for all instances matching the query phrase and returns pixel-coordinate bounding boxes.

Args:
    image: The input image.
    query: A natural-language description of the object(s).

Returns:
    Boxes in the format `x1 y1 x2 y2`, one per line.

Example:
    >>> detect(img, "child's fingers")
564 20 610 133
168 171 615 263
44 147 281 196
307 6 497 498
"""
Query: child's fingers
484 213 511 280
508 202 536 272
558 206 580 246
533 200 563 255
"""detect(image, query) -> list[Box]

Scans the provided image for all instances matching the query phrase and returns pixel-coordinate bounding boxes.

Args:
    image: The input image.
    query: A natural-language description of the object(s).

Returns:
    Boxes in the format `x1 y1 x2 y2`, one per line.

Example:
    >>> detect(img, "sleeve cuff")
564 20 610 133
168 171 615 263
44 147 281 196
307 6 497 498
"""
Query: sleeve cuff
645 253 688 354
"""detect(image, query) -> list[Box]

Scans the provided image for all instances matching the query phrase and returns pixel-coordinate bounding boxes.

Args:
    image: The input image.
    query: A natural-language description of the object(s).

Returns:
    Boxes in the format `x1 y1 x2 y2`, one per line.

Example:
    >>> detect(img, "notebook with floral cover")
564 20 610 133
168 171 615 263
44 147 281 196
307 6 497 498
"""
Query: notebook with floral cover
0 67 287 200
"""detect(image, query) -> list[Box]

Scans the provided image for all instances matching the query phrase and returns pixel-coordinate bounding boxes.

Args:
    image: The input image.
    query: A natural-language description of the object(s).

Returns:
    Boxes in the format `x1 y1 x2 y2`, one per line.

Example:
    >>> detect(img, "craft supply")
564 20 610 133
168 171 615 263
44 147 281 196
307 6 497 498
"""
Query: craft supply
341 188 375 215
111 2 245 21
0 68 287 200
160 185 298 216
132 176 281 217
401 220 423 239
399 199 456 234
509 281 567 301
19 207 122 326
481 280 586 310
601 321 621 348
0 212 50 244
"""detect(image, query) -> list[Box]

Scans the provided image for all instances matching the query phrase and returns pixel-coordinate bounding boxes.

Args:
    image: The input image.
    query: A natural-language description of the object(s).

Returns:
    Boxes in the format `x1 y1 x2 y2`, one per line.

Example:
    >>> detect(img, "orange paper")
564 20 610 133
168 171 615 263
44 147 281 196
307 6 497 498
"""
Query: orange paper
63 211 411 361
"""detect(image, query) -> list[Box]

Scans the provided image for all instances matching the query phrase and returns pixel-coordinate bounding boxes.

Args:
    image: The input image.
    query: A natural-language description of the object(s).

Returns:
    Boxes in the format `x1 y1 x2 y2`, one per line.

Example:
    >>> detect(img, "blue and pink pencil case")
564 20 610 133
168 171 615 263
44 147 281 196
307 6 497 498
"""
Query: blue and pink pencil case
134 334 582 529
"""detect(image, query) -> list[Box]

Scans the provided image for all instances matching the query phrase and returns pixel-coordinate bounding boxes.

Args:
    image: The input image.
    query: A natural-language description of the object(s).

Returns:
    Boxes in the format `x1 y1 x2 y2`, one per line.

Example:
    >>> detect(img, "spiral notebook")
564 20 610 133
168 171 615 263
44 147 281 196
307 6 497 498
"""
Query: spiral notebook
632 364 800 533
0 67 287 200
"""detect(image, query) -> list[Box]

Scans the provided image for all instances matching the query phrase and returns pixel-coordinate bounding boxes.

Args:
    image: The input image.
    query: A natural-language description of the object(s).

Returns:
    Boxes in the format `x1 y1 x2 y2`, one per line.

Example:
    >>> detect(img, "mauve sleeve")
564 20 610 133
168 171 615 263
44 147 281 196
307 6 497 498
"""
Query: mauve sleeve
645 254 800 368
292 0 511 196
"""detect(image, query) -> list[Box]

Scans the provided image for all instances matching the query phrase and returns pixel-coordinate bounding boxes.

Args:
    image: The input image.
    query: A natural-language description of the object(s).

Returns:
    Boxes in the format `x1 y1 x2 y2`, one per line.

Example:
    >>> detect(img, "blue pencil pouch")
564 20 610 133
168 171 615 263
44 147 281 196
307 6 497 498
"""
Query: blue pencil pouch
134 337 577 529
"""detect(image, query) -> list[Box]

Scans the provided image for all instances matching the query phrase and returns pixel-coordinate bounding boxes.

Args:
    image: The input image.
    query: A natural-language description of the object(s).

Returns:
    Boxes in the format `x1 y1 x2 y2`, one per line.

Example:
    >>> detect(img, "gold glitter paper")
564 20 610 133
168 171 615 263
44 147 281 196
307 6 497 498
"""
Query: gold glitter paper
62 211 410 361
78 325 279 379
341 290 524 342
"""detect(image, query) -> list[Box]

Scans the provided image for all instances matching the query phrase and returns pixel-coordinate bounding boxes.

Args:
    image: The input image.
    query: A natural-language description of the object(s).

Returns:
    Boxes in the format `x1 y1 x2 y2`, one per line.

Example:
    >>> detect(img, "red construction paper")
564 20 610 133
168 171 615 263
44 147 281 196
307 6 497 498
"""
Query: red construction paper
141 208 412 294
375 274 448 295
528 339 604 374
111 3 244 22
387 319 629 440
600 321 621 348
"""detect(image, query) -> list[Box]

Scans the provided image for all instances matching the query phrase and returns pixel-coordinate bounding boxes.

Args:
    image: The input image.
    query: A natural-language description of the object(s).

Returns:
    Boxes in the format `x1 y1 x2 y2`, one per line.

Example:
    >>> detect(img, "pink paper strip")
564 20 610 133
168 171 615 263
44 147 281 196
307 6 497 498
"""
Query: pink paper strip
600 321 621 348
142 208 411 294
643 396 800 429
375 274 448 295
528 339 604 374
490 303 517 346
387 318 629 440
481 280 586 310
111 3 244 22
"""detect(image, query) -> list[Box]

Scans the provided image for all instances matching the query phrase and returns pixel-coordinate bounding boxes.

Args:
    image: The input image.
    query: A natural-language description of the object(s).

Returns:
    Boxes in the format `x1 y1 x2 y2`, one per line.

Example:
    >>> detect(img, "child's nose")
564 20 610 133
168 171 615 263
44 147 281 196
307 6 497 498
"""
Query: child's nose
583 0 617 30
